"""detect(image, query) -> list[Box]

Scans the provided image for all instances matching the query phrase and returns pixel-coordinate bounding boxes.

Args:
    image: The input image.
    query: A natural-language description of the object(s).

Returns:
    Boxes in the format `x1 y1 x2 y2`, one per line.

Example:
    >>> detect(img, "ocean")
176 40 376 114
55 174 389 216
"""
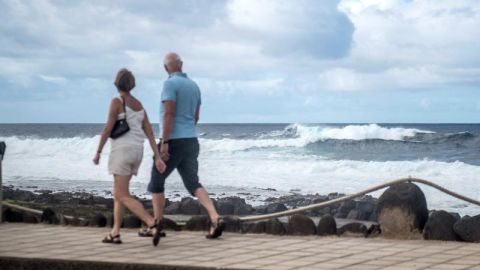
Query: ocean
1 123 479 215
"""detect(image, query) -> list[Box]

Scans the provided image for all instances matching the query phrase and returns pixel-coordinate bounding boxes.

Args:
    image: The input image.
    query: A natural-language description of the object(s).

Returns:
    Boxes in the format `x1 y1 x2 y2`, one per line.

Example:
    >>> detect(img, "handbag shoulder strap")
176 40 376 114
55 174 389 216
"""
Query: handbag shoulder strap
118 96 127 116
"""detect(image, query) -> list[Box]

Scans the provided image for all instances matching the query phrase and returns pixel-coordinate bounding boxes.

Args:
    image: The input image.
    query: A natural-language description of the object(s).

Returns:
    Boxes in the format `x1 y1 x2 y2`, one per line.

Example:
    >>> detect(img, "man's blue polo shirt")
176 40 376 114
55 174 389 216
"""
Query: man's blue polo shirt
160 72 201 139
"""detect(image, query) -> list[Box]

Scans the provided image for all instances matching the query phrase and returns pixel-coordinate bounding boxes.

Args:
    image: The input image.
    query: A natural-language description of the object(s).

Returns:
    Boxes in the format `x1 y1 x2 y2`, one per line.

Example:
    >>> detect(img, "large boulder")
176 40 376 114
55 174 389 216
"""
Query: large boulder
453 215 480 243
423 210 459 241
287 214 316 235
376 183 428 239
317 214 337 236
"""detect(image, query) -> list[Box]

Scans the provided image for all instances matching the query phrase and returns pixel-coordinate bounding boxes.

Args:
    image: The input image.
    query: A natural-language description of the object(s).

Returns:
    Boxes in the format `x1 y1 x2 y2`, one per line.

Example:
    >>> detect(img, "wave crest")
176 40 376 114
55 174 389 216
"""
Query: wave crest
201 124 435 152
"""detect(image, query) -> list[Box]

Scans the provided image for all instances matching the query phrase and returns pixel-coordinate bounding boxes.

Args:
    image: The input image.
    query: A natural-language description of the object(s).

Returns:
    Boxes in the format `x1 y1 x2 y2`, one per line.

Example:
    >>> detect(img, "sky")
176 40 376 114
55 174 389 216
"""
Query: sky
1 0 479 123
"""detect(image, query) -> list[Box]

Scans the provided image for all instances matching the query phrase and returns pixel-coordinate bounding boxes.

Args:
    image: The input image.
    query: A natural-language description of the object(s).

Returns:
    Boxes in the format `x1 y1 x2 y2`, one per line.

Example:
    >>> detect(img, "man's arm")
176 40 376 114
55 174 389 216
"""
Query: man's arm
194 105 200 125
159 100 175 161
162 100 175 142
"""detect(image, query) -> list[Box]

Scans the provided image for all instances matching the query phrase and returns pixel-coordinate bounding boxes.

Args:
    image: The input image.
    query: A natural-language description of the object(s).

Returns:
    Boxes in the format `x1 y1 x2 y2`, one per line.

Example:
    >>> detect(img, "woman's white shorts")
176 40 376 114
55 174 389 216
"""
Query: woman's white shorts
108 146 143 176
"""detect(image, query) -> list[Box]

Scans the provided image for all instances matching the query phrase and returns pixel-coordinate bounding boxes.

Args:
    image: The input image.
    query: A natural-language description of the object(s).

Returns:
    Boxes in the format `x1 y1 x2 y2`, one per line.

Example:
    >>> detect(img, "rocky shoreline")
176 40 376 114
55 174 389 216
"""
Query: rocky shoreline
1 185 378 221
2 183 479 243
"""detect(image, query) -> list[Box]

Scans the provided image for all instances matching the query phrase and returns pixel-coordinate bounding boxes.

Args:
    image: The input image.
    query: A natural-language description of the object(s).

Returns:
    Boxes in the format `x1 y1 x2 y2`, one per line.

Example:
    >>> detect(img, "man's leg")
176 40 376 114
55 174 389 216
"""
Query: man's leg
194 187 220 223
148 141 179 224
151 192 166 221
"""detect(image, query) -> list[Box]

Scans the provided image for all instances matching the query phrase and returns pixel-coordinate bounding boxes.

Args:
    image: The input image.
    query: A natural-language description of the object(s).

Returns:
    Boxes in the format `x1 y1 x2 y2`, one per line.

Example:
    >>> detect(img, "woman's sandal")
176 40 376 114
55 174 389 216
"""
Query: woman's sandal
138 227 166 238
152 220 164 247
102 234 122 244
206 217 226 239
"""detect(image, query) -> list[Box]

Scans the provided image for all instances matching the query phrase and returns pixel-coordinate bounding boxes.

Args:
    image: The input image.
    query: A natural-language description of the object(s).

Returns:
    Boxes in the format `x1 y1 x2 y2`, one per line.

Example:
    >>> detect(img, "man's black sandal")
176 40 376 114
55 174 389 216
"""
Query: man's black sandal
153 220 164 246
206 217 225 239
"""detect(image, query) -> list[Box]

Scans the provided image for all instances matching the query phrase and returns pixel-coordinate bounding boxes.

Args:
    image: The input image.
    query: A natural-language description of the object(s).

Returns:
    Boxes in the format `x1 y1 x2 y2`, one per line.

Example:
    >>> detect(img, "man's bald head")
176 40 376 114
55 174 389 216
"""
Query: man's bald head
164 52 183 74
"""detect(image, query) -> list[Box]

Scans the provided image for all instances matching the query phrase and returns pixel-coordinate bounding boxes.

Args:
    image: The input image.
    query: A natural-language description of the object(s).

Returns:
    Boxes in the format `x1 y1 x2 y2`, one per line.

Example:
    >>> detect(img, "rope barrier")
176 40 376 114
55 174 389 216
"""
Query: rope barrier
239 177 480 222
3 201 81 221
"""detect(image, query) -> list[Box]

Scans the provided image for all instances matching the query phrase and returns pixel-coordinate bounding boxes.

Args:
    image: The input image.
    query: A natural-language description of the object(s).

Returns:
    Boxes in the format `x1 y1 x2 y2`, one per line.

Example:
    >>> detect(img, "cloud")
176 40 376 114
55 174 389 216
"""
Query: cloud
39 75 67 84
226 0 354 59
339 0 480 83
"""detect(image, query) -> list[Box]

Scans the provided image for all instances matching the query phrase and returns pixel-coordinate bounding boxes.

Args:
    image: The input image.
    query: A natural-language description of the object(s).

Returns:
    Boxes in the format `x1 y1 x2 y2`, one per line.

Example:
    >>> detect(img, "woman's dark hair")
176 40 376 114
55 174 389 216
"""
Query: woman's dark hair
114 68 135 92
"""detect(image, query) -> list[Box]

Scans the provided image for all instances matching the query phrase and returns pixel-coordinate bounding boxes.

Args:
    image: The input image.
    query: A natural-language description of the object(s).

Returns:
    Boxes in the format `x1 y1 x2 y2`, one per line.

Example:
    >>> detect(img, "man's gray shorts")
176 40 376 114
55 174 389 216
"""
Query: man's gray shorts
148 138 202 195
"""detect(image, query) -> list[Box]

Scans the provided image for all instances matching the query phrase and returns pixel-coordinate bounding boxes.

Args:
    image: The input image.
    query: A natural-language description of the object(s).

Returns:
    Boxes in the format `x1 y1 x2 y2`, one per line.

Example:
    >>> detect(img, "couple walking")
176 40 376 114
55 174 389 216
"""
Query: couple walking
93 52 225 246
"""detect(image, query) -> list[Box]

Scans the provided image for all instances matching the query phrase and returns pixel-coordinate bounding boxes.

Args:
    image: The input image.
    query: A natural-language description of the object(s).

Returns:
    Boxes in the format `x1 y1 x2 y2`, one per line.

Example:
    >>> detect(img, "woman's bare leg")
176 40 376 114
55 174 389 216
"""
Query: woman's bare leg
111 197 124 236
113 174 156 228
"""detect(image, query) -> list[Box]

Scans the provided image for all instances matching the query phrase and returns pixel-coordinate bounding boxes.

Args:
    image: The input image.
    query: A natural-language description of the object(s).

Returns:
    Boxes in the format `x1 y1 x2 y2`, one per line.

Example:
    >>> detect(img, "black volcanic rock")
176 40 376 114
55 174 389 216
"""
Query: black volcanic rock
317 214 337 236
3 187 35 201
255 203 288 214
180 197 201 215
454 215 480 243
164 201 181 215
376 182 428 238
288 214 316 235
216 197 254 215
423 210 459 241
265 218 286 235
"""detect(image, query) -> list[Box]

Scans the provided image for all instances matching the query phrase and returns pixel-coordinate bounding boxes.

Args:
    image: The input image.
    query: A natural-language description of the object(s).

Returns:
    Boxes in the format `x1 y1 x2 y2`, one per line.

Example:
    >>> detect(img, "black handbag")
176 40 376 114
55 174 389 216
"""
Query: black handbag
110 96 130 139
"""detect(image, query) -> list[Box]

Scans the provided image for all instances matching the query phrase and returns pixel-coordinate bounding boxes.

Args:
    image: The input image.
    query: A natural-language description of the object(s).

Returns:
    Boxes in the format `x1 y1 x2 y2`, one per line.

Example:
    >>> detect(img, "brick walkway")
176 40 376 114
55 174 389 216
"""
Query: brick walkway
0 223 479 270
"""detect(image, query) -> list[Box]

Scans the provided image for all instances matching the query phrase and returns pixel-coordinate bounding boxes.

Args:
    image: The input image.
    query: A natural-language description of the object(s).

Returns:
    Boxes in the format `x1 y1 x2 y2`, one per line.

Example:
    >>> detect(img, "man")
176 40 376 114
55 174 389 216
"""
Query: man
147 52 225 239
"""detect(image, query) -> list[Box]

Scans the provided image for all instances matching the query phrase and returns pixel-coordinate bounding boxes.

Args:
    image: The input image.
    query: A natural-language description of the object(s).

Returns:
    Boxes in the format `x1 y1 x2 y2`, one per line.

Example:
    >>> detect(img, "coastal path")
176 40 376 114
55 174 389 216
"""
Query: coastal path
1 223 480 270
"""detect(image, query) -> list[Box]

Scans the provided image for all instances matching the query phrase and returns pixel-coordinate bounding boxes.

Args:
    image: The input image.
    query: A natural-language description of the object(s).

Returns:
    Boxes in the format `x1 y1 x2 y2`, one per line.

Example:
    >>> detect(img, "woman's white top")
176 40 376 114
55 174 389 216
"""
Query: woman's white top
110 97 145 150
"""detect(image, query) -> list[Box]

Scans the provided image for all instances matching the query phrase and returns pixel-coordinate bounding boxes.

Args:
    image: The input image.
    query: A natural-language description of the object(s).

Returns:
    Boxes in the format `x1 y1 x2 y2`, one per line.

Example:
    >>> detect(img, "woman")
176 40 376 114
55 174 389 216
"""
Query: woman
93 68 165 246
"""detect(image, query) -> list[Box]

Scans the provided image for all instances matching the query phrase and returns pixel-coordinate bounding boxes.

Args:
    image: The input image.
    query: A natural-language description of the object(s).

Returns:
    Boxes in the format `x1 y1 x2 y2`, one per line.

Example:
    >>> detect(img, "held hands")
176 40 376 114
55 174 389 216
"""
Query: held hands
93 153 101 165
155 158 166 173
160 143 169 161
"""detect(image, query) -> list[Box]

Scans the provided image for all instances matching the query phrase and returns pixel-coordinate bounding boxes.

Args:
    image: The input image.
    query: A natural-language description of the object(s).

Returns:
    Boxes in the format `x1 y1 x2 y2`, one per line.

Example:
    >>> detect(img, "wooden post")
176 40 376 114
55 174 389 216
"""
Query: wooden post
0 142 6 223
